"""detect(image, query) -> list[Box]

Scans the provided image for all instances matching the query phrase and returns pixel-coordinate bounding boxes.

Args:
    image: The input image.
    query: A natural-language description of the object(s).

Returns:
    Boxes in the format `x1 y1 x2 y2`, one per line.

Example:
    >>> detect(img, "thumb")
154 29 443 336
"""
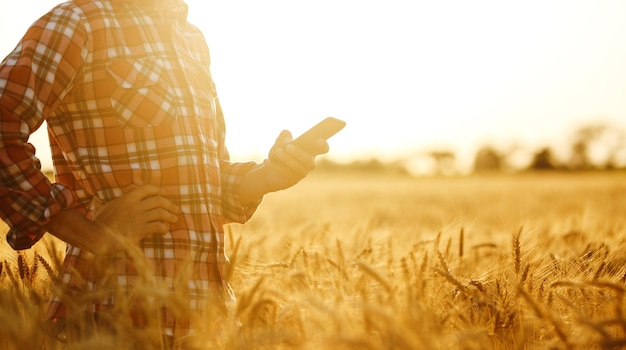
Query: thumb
272 130 293 149
268 130 292 163
278 130 293 143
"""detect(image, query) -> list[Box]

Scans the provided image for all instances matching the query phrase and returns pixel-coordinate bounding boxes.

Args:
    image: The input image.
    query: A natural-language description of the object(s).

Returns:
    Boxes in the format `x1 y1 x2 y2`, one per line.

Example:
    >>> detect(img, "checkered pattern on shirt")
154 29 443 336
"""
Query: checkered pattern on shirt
0 0 260 336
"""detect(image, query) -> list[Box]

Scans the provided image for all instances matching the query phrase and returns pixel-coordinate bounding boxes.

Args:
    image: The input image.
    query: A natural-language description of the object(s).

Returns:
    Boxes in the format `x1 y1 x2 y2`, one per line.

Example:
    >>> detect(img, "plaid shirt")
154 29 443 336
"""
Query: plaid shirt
0 0 260 336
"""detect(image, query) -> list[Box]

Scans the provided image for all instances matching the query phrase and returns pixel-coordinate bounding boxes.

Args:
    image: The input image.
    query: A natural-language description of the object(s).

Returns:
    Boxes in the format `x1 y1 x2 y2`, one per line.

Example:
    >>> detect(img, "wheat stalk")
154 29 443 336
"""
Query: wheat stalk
459 227 465 259
433 266 468 295
35 253 55 280
518 287 570 346
356 261 393 295
29 254 38 285
513 226 522 275
436 249 451 274
17 252 29 283
236 277 266 318
3 260 18 287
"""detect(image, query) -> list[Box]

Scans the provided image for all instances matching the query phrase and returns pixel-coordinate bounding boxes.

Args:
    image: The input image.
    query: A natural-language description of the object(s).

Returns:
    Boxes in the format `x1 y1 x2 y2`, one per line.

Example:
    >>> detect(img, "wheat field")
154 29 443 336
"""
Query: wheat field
1 171 625 349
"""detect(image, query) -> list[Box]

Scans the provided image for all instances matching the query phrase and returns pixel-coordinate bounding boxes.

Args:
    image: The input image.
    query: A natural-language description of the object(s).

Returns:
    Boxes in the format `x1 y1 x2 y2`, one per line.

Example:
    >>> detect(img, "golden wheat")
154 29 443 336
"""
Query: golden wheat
0 172 625 349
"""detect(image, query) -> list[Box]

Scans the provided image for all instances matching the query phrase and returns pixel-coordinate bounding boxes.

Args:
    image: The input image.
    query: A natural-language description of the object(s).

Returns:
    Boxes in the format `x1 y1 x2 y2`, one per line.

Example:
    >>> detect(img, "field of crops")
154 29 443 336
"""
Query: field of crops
1 171 625 349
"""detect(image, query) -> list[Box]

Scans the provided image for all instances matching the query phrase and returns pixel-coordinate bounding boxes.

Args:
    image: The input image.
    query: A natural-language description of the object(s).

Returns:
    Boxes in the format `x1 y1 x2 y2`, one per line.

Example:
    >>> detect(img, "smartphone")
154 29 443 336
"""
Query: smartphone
291 117 346 154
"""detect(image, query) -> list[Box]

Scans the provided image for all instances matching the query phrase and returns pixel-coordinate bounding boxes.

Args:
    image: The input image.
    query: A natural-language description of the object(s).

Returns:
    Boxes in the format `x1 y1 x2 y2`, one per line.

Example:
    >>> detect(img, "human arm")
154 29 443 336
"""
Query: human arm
45 185 179 255
239 130 329 205
0 4 88 249
213 97 326 221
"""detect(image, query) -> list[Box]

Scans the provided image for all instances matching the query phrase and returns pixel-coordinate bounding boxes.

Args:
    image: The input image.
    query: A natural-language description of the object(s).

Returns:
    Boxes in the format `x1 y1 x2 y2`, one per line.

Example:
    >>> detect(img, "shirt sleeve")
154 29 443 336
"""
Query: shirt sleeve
0 5 87 250
213 98 263 224
220 161 262 224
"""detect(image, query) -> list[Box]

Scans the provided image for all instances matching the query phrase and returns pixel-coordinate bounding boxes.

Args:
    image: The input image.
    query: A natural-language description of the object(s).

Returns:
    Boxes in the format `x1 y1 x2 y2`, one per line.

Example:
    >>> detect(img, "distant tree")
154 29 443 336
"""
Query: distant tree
427 150 456 176
529 147 557 170
605 139 626 170
566 122 626 170
603 127 626 169
568 123 606 170
473 146 505 172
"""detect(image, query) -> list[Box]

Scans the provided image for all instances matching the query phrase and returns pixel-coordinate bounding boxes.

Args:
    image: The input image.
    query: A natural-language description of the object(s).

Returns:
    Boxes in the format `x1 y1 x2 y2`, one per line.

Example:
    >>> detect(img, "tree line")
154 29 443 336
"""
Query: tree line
317 122 626 175
472 122 625 173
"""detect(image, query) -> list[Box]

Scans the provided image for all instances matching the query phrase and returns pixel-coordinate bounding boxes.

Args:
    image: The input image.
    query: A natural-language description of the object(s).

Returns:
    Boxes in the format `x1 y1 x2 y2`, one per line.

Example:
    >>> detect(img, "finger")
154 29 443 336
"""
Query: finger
140 196 180 215
285 144 316 171
269 130 296 163
143 208 179 224
278 130 293 145
271 130 292 151
142 221 171 235
313 138 330 155
271 148 307 174
268 147 311 177
268 147 282 164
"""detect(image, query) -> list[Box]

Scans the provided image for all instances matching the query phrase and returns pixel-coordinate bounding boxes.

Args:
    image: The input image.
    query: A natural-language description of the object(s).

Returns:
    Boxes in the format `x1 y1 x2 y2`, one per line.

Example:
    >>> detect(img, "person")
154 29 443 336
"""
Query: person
0 0 329 345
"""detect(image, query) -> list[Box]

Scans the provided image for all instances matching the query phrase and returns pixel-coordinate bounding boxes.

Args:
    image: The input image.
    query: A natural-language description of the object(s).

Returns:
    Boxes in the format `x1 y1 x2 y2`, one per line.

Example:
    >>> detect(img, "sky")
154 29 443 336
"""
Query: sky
1 0 626 171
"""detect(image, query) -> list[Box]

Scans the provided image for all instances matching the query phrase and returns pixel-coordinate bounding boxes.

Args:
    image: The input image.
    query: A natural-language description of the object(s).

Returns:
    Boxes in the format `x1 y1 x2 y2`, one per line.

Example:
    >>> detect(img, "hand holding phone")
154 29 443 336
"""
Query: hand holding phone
290 117 346 155
260 117 346 194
